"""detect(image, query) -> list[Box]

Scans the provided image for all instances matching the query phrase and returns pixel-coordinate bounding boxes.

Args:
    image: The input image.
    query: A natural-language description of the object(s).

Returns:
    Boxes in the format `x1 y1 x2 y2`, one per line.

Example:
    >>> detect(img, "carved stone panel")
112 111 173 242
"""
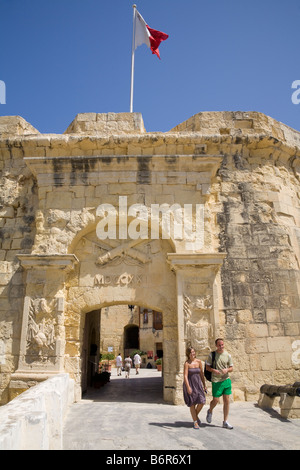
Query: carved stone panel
168 253 226 363
15 255 77 374
183 289 213 355
26 297 56 361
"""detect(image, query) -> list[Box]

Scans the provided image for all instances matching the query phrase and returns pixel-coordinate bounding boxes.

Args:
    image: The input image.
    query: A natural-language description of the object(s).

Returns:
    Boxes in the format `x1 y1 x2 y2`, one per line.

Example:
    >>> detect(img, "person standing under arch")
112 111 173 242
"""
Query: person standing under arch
134 352 141 374
124 354 132 378
116 353 123 376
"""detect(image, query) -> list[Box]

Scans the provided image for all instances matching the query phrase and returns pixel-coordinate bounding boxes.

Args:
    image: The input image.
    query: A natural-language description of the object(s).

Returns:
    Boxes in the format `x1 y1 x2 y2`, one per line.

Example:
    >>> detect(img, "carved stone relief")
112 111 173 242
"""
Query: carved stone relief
183 288 214 354
25 298 57 363
79 235 151 267
75 233 169 289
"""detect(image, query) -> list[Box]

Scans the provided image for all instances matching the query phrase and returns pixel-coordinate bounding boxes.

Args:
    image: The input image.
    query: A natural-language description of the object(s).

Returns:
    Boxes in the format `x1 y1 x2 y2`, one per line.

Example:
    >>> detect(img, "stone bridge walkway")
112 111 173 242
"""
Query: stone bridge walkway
62 369 300 451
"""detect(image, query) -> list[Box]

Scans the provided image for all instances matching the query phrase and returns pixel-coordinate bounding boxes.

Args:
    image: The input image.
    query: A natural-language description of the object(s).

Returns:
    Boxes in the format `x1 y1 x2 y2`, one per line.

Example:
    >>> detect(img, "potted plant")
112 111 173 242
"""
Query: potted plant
155 358 162 371
101 353 115 371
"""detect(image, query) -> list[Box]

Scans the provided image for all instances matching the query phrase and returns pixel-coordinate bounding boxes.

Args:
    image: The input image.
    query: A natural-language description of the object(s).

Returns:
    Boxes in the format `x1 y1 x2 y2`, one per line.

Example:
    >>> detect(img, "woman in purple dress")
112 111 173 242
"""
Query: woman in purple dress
183 346 207 429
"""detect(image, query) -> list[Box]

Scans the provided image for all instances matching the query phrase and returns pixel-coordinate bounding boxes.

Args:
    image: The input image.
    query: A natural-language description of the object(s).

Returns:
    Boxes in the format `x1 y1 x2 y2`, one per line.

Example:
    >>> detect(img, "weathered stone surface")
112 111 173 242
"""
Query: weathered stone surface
0 373 75 449
0 111 299 405
64 112 146 136
0 116 40 137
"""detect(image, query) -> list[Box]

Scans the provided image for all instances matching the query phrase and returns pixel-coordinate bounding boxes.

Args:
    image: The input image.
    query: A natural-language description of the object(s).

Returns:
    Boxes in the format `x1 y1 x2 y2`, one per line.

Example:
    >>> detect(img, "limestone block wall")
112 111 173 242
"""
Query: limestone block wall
0 133 38 404
215 134 300 398
0 111 299 405
99 304 140 356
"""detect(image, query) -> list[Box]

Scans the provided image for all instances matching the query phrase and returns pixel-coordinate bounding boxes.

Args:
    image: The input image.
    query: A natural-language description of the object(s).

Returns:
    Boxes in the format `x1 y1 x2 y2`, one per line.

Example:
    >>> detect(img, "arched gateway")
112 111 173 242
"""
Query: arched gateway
12 219 224 403
2 111 299 405
68 229 178 402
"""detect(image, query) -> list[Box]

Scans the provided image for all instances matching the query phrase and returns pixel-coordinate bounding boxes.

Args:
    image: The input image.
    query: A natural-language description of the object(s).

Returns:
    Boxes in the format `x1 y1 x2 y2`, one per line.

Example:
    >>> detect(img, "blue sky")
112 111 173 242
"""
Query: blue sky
1 0 300 134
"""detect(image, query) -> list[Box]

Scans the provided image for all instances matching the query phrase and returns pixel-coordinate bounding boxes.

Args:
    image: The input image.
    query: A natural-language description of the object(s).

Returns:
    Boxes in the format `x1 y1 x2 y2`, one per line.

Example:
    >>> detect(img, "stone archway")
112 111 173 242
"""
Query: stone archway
63 228 178 403
10 245 225 405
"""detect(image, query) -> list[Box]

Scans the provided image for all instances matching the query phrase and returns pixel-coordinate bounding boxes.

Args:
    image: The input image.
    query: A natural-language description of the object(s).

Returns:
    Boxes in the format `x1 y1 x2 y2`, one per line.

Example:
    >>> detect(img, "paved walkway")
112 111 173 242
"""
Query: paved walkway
63 369 300 451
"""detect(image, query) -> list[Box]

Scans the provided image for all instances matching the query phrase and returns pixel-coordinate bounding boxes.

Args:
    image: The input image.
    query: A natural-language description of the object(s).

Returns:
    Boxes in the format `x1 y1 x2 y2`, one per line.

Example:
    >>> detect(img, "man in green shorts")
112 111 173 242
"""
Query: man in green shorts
206 338 234 429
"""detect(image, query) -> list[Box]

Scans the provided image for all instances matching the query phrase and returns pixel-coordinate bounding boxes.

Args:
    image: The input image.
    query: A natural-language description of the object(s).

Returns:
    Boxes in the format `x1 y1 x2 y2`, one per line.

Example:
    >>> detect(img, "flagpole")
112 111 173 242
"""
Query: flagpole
130 4 137 113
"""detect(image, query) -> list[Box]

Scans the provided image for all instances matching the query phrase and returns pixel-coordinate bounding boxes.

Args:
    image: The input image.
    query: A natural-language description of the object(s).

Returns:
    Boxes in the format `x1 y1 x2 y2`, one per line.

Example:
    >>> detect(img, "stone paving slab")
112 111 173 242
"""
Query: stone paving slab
63 369 300 451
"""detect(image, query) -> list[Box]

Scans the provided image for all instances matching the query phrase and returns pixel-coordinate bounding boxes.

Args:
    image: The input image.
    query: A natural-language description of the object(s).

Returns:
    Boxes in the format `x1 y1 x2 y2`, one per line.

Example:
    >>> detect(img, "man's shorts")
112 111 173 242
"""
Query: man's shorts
212 378 232 397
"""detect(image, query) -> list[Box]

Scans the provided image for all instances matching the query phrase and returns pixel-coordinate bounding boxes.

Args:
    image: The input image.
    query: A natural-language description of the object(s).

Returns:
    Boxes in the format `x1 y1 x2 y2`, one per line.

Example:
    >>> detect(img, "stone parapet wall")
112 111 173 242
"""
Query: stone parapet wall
0 374 75 450
170 111 300 149
64 112 146 135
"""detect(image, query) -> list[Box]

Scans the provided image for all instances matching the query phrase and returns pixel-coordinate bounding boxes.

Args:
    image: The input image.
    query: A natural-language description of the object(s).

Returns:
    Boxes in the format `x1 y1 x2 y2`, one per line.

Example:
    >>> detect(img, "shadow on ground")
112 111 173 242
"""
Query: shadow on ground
83 373 165 404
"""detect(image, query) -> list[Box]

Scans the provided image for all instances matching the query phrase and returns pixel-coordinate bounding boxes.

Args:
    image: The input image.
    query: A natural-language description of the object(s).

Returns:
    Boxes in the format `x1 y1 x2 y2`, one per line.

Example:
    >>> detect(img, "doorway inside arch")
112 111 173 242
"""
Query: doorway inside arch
124 324 139 357
81 304 164 397
81 309 101 394
100 305 163 369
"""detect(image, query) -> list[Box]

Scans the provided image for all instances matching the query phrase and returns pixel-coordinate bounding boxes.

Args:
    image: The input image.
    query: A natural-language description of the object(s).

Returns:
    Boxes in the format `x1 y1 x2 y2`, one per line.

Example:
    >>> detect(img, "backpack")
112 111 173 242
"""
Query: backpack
204 351 216 382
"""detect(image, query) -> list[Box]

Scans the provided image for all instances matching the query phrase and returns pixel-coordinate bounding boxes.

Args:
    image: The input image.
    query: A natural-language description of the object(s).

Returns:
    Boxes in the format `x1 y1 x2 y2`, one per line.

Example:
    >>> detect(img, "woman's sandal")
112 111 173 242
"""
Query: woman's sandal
193 420 199 429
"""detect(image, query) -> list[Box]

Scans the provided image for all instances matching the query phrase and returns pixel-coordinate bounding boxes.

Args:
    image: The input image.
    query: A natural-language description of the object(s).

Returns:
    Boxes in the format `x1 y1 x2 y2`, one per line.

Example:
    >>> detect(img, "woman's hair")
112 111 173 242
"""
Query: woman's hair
186 346 195 359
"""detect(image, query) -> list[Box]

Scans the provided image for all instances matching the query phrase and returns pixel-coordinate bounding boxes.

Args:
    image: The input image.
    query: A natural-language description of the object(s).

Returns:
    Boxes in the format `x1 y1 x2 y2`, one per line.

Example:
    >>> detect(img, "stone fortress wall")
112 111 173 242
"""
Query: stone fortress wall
0 111 299 405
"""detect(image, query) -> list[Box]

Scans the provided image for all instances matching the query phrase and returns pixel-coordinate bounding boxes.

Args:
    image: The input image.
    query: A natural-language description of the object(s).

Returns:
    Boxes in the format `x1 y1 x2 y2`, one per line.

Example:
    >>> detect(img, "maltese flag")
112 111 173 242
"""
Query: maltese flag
134 9 169 59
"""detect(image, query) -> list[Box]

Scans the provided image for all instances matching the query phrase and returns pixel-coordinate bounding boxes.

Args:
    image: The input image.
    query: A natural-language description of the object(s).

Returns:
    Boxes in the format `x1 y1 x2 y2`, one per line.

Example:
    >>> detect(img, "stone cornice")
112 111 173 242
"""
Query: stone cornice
17 254 79 271
1 133 300 164
167 252 227 269
22 154 223 188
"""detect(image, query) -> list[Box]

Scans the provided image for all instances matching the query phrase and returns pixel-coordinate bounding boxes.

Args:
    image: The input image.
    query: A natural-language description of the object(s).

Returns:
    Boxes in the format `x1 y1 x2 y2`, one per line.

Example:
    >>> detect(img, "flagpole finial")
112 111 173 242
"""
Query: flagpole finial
133 4 137 9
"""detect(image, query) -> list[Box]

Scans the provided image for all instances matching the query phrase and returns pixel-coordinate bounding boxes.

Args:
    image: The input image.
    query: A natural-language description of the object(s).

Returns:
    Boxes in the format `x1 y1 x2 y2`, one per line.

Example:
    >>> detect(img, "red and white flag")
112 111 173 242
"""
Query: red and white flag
134 9 169 59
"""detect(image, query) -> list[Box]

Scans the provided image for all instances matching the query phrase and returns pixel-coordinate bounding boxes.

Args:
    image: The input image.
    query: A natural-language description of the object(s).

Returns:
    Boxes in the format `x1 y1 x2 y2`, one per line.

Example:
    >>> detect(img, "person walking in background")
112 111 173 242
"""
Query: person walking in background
205 338 234 429
116 353 123 376
183 346 207 429
124 354 132 378
134 352 141 374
